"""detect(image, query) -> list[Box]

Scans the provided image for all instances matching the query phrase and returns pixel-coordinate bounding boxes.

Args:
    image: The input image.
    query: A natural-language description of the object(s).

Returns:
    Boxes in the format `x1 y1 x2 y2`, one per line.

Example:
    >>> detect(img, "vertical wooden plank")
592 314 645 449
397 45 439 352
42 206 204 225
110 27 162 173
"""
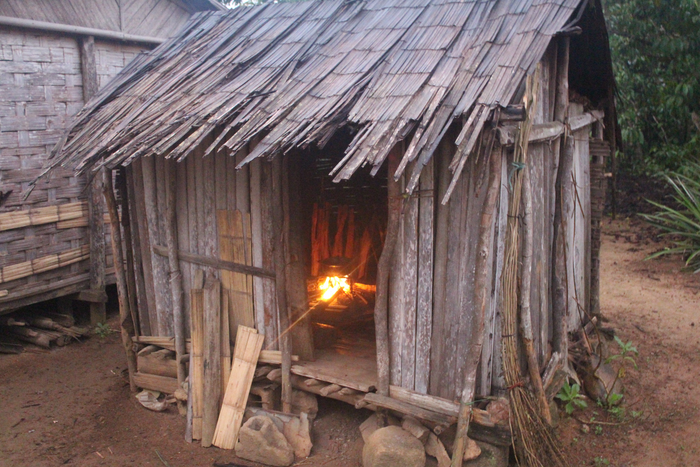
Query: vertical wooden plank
271 155 293 412
236 149 250 213
249 158 267 342
400 167 419 391
202 277 222 447
176 159 191 336
191 281 204 440
215 151 227 212
126 165 151 336
415 156 434 394
143 156 172 336
132 159 158 334
221 291 231 400
226 152 237 212
260 161 279 349
187 154 199 302
285 156 314 361
388 186 404 387
195 149 205 258
428 137 452 397
203 153 218 271
482 153 510 396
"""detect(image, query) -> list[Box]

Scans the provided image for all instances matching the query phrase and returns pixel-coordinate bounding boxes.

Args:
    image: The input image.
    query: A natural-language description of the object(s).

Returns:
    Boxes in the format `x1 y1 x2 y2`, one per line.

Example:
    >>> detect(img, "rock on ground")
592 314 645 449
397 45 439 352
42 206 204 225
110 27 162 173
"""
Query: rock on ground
283 412 313 459
235 415 294 467
362 426 426 467
292 389 318 419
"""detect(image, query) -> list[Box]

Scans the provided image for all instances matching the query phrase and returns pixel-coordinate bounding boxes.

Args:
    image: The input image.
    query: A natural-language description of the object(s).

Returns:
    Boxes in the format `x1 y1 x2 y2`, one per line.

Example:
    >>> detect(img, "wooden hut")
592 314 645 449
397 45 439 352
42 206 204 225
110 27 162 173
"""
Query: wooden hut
0 0 222 319
45 0 616 459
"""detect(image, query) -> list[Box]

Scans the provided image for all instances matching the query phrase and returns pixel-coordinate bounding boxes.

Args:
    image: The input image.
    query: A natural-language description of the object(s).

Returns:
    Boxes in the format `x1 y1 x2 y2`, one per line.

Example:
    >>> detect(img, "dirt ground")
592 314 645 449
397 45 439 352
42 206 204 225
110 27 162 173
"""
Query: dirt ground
1 217 698 467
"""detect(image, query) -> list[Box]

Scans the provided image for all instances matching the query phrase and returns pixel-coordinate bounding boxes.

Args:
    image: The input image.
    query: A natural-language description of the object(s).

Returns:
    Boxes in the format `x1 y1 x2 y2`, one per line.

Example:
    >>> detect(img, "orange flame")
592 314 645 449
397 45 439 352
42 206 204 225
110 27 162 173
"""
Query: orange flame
318 275 350 301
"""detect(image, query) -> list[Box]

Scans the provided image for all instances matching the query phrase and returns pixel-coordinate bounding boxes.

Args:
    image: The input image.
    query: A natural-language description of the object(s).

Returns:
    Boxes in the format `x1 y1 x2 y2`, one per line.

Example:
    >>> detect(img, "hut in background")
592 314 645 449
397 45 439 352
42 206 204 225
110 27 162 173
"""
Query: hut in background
0 0 222 321
45 0 616 461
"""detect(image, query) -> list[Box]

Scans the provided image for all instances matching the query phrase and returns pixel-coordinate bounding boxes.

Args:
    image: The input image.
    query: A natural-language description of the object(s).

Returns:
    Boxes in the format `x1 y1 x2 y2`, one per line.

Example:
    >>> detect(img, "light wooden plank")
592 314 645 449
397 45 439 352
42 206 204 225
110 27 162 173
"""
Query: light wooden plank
190 286 204 440
202 277 222 447
212 325 264 449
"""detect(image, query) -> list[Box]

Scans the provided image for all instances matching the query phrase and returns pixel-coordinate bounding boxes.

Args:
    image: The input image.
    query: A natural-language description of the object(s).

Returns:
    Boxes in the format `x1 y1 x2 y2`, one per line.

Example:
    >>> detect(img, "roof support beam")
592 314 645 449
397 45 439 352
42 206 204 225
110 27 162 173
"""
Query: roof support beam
0 15 165 44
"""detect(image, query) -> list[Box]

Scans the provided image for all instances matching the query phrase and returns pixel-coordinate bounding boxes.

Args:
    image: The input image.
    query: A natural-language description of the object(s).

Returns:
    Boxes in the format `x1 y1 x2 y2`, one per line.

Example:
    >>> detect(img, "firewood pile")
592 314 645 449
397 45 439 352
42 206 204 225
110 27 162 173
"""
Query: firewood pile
0 311 90 353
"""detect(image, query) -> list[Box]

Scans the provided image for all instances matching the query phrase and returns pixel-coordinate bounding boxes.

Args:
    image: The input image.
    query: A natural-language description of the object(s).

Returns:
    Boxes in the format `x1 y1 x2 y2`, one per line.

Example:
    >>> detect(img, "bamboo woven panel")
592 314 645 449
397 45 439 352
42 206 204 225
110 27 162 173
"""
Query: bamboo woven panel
0 245 89 284
212 325 264 449
0 201 87 232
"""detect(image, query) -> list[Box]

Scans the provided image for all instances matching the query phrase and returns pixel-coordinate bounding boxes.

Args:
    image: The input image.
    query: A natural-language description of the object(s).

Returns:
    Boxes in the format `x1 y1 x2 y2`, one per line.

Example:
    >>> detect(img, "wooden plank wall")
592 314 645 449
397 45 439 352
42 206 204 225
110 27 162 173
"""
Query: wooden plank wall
426 142 494 401
388 154 434 395
127 146 278 346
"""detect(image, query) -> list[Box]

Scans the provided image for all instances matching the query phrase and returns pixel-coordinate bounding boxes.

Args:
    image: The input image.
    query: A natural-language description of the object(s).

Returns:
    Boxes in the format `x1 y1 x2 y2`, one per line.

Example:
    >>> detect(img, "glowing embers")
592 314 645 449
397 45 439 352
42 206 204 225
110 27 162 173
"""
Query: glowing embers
318 275 351 301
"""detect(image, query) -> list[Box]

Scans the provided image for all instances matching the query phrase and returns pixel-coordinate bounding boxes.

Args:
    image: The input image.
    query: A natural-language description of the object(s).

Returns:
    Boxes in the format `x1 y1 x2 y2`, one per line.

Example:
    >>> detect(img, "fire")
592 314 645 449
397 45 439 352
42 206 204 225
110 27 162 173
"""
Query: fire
319 275 350 301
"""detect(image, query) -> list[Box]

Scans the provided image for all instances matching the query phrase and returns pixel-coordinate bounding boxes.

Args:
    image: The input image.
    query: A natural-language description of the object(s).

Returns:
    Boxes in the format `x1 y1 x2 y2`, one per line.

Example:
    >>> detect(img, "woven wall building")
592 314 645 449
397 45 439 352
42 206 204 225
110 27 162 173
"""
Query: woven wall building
0 0 222 315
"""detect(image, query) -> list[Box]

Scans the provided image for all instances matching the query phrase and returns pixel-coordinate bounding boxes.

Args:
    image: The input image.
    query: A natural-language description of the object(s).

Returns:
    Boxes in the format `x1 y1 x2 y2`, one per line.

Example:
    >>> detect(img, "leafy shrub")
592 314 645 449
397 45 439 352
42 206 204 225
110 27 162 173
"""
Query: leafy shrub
557 382 588 415
642 162 700 272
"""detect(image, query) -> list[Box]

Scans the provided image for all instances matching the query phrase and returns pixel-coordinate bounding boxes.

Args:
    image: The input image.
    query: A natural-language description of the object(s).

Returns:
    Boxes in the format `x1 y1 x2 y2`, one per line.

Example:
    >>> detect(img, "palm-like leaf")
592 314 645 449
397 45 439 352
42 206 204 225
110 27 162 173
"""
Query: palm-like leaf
641 163 700 273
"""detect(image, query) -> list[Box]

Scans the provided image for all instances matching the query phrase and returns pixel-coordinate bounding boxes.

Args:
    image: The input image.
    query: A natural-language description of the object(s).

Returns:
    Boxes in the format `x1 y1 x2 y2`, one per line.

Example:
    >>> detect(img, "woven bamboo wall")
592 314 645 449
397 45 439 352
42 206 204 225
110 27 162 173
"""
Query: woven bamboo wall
0 28 146 312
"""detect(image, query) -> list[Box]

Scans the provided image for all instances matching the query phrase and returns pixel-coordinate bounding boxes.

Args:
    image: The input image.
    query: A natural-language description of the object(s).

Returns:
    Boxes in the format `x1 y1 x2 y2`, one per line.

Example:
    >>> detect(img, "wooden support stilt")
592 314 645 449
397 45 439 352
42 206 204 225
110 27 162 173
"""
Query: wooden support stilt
451 144 502 466
103 169 137 393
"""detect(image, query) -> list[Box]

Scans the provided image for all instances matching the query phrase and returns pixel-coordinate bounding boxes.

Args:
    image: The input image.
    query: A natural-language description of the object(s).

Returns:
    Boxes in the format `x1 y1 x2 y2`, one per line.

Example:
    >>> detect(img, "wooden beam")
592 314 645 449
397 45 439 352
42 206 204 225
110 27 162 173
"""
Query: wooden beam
152 244 275 279
75 289 108 303
103 170 137 393
363 393 456 426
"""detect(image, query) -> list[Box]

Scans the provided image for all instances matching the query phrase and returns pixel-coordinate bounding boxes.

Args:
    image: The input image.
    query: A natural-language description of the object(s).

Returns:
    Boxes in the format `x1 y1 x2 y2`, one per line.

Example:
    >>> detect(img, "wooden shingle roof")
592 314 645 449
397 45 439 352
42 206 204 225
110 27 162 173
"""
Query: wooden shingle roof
46 0 583 200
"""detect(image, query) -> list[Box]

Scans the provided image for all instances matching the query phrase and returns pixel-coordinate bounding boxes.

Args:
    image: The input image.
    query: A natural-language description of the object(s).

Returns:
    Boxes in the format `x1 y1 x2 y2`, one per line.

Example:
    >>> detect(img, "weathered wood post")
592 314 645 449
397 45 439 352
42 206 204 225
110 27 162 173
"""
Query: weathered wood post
80 35 107 325
102 169 137 392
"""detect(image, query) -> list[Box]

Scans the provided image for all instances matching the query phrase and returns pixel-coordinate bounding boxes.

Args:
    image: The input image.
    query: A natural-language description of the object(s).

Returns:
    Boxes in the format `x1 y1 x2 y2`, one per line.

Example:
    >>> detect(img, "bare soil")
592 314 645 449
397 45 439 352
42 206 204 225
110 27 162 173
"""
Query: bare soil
1 218 698 467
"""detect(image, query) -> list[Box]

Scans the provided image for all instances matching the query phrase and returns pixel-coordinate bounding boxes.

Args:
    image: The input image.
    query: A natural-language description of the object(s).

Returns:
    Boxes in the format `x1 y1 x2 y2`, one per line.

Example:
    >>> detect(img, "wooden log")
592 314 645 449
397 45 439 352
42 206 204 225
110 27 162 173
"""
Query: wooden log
212 325 264 449
520 164 551 424
271 157 292 413
258 350 300 365
451 144 502 466
202 277 222 447
133 372 179 394
319 384 342 397
190 275 204 441
103 170 138 393
267 368 282 383
10 326 51 348
164 159 187 387
374 147 402 426
137 353 178 378
151 244 275 278
363 393 456 426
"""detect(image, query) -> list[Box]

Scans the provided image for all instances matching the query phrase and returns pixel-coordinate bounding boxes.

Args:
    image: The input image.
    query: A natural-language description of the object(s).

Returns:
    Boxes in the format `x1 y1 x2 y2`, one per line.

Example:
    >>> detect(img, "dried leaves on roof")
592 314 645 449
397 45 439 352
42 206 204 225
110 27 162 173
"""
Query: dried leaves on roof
46 0 581 201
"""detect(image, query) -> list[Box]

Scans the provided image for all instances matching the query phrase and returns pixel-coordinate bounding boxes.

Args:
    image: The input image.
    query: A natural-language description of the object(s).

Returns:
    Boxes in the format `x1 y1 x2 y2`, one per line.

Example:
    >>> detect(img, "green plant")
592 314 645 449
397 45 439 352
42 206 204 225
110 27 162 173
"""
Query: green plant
556 382 588 415
94 322 114 339
642 163 700 273
594 425 603 436
594 457 610 466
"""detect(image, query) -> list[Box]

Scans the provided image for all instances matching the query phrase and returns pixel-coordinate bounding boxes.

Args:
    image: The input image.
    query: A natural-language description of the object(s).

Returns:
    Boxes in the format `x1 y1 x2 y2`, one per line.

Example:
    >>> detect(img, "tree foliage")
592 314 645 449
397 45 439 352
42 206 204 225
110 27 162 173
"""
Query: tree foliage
603 0 700 173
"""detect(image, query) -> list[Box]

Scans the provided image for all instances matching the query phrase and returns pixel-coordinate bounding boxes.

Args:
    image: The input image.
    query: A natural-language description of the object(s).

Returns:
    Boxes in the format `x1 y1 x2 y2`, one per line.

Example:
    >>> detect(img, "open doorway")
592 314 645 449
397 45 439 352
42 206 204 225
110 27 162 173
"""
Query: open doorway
295 129 387 391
